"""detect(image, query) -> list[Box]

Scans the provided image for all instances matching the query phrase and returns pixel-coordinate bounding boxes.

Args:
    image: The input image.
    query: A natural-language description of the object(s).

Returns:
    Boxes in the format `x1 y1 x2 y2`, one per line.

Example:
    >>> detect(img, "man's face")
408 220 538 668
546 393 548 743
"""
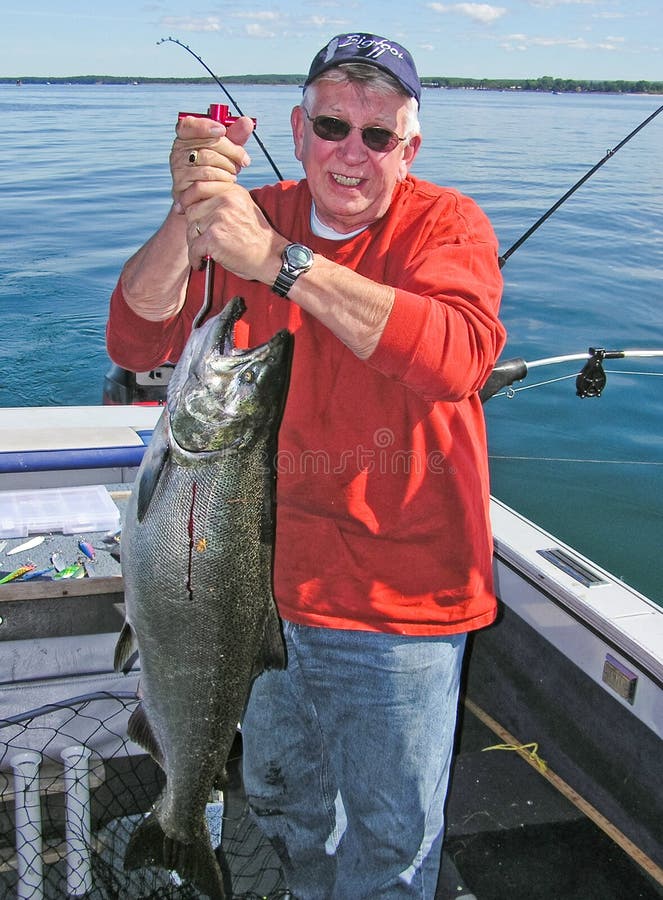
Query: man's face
291 78 421 234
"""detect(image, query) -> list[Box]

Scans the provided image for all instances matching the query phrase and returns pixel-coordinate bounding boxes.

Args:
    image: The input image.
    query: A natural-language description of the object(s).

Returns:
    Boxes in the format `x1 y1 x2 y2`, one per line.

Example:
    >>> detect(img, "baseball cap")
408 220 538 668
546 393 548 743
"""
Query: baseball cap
305 33 421 106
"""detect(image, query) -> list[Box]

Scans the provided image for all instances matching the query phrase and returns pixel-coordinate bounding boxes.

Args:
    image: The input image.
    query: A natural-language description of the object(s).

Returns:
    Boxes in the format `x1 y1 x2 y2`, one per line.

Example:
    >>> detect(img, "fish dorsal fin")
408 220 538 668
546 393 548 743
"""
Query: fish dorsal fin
114 620 138 674
127 703 165 769
136 441 170 522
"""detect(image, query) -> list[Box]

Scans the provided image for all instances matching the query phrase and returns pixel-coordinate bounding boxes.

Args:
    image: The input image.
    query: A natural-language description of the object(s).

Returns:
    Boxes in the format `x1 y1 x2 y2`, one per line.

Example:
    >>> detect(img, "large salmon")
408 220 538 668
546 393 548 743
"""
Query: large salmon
114 296 293 899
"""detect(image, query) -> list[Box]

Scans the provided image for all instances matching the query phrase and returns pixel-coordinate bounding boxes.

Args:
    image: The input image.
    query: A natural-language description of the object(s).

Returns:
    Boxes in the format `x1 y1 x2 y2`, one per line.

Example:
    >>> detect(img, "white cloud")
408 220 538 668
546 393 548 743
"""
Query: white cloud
527 0 597 7
500 32 621 51
428 3 507 24
229 11 283 21
245 23 277 38
159 16 222 33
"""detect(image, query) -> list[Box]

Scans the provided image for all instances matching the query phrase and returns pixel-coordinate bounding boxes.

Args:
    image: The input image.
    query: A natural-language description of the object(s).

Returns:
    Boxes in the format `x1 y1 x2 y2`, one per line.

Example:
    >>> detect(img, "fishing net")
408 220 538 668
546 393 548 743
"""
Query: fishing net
0 691 289 899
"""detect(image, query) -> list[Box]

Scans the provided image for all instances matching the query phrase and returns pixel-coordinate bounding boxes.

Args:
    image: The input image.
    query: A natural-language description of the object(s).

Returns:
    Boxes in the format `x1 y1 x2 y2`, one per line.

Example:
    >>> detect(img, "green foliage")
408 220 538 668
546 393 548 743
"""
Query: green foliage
4 75 663 94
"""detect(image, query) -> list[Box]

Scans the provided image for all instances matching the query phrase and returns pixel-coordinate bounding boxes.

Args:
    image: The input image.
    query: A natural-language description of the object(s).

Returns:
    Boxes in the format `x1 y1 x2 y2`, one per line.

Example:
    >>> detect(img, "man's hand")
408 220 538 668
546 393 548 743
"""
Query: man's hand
180 180 286 285
170 115 254 207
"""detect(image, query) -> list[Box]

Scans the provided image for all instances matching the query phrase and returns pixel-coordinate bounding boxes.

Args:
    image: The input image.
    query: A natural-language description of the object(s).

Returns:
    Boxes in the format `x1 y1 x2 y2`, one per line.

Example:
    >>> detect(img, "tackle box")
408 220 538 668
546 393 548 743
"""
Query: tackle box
0 485 120 539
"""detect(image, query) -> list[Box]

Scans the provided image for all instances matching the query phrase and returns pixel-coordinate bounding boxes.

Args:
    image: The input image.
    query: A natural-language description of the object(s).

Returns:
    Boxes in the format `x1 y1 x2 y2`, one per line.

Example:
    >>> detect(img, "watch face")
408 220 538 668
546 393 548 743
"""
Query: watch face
286 244 313 268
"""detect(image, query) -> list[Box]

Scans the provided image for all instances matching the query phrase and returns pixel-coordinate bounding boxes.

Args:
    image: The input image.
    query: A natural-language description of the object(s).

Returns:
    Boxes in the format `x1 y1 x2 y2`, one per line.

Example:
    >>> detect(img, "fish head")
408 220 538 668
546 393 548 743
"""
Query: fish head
167 296 293 453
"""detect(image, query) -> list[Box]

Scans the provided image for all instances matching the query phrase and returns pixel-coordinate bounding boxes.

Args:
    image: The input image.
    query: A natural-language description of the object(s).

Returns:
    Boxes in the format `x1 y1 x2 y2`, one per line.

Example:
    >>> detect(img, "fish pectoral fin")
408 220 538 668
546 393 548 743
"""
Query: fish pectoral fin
127 703 165 769
125 811 226 900
114 621 139 674
253 600 287 679
136 439 170 522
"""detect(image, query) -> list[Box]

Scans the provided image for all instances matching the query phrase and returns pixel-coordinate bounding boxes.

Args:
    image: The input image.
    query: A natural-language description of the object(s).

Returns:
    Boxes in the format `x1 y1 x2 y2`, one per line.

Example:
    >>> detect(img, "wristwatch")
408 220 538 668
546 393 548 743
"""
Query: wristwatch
271 243 314 298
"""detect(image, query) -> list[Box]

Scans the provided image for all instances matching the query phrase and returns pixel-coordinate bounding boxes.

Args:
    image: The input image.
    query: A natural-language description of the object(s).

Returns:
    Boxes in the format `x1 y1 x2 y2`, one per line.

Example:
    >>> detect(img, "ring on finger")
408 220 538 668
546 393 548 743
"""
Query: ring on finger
188 149 199 165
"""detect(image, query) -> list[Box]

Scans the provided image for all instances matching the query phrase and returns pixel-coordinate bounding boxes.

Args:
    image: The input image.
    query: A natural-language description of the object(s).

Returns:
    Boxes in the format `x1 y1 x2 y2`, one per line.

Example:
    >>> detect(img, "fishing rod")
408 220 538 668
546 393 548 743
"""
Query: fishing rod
498 103 663 268
480 347 663 402
158 36 284 181
158 36 286 329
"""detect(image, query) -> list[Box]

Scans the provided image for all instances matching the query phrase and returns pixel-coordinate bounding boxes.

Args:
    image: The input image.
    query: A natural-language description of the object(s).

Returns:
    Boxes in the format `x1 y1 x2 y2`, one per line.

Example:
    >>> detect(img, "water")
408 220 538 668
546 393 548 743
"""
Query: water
1 83 662 602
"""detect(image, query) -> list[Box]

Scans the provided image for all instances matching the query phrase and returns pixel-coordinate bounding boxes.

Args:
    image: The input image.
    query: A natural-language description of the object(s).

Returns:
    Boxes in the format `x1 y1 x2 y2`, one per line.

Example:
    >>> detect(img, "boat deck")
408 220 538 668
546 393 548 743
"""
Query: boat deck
1 408 662 898
215 700 663 900
440 697 663 900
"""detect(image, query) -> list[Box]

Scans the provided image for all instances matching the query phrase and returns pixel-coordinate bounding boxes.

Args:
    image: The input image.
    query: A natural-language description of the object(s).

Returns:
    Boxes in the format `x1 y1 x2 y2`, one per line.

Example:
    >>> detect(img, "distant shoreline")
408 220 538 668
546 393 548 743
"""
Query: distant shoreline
4 75 663 94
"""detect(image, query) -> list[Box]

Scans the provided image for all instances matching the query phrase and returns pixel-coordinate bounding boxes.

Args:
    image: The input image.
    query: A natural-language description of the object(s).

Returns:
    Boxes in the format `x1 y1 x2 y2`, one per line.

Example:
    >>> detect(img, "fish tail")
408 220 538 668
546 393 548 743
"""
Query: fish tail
125 810 226 899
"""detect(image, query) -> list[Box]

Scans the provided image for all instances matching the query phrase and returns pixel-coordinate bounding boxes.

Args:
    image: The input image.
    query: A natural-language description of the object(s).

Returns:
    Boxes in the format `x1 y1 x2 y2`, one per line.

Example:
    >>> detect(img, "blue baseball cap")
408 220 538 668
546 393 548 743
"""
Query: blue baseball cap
305 33 422 106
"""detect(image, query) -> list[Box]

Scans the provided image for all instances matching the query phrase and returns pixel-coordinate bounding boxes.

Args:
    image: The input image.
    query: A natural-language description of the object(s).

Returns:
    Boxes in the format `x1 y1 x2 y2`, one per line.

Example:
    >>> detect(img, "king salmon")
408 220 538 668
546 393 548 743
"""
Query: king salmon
114 296 293 899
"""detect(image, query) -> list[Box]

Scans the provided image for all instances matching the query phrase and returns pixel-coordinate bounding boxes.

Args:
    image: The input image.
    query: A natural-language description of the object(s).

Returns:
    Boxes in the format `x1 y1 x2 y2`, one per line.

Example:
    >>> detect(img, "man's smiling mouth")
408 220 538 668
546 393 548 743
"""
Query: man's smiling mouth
332 173 362 187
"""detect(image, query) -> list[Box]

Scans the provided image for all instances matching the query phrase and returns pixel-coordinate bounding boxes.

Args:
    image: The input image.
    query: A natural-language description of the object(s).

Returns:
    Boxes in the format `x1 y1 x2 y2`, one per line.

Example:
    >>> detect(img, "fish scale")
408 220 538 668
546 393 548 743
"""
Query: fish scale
115 296 293 900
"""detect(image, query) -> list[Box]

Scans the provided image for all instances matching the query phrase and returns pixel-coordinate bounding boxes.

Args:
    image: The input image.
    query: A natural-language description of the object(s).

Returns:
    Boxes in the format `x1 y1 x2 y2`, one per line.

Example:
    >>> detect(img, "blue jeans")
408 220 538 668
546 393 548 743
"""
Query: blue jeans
241 620 467 899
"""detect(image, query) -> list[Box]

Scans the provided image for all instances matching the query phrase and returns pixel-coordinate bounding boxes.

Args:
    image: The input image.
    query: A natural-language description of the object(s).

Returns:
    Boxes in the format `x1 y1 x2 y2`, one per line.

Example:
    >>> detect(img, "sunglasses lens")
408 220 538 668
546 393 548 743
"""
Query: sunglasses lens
362 128 399 152
307 112 402 153
312 116 351 141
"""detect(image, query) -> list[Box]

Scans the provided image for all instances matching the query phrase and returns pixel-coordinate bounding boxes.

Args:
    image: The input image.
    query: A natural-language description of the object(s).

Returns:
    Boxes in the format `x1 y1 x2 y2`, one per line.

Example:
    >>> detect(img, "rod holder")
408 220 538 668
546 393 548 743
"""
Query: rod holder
11 750 43 900
61 745 93 896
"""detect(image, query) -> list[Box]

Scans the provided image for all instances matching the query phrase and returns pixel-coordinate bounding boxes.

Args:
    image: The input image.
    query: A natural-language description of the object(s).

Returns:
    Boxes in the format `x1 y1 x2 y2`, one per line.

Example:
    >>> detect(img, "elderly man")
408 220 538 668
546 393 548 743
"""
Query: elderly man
107 31 505 899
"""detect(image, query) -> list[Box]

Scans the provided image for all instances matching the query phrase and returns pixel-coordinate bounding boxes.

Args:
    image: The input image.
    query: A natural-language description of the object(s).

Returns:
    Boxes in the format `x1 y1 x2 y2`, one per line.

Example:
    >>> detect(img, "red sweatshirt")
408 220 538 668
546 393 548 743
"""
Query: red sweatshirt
107 175 506 635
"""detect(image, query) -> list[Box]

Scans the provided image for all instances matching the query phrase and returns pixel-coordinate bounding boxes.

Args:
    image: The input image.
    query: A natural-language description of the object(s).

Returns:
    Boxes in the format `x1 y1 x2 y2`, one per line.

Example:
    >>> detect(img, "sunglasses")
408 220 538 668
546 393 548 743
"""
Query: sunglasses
303 109 407 153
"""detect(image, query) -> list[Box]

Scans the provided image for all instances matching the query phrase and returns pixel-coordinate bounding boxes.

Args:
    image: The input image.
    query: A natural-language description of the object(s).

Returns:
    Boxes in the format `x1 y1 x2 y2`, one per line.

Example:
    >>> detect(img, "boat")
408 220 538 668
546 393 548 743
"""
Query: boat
0 352 662 899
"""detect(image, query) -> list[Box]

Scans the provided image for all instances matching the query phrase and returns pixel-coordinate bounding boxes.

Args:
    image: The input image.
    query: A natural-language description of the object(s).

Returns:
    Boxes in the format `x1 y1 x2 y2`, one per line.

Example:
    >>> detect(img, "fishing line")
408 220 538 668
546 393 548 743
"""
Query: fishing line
482 348 663 401
489 454 663 467
491 368 663 399
498 103 663 268
158 36 284 181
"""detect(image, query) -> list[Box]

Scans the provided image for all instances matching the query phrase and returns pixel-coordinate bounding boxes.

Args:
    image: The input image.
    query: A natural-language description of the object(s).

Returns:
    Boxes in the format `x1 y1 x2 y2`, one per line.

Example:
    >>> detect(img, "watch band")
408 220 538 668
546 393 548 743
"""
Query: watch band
271 243 314 298
272 268 299 298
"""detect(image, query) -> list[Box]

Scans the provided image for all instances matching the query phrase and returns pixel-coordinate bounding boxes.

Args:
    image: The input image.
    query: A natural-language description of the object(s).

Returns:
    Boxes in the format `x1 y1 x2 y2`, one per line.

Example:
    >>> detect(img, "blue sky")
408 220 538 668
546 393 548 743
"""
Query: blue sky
2 0 661 80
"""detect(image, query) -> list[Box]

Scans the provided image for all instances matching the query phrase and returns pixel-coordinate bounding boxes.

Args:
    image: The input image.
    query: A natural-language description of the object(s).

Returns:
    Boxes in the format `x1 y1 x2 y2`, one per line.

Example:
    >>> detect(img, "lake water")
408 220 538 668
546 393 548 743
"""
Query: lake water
1 83 662 603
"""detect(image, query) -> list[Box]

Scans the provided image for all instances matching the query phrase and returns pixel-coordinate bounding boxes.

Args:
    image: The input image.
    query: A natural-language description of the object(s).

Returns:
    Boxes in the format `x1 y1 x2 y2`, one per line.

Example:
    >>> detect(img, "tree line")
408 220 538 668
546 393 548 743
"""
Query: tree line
5 74 662 94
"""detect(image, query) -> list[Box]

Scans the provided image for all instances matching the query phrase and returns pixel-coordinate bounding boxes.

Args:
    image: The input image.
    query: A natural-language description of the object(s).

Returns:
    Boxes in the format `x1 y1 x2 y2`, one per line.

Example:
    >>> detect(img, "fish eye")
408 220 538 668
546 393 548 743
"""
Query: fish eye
241 369 256 383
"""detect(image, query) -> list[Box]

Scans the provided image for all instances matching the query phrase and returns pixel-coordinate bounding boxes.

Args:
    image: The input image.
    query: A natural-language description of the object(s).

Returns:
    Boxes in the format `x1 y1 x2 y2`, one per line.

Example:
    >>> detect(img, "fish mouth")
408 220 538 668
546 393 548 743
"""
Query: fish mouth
217 296 246 358
212 296 293 374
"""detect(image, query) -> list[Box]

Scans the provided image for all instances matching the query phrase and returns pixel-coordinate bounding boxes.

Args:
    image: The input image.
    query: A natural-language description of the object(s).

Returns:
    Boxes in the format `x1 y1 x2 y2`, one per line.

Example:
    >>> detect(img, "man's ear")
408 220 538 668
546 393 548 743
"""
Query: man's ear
291 106 305 162
398 134 422 181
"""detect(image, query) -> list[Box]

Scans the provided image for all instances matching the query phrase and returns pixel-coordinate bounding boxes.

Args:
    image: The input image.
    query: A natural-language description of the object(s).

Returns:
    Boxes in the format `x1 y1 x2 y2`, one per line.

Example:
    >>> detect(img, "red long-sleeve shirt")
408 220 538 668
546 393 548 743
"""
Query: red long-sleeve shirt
107 175 506 635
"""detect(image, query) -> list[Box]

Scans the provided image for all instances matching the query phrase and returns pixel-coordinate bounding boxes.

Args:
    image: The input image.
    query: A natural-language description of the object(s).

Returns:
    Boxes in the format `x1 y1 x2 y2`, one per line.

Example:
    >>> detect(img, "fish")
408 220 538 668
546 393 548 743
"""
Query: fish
114 296 293 900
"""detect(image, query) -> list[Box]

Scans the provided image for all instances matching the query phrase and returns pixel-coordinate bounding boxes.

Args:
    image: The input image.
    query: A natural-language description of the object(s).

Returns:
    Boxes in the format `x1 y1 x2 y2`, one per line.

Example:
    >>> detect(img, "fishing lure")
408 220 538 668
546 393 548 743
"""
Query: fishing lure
7 535 45 556
0 563 37 583
78 540 96 560
21 565 56 581
50 552 67 572
53 563 86 580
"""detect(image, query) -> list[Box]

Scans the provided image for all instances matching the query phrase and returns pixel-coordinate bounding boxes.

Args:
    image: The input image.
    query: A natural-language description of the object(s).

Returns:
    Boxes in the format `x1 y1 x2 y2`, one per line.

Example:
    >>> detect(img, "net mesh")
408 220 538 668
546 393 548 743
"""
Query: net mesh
0 691 288 899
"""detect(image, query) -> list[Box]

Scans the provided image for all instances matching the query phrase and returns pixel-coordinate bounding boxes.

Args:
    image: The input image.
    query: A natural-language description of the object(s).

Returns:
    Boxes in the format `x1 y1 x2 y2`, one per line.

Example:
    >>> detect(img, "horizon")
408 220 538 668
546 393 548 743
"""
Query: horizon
4 73 662 87
2 2 662 83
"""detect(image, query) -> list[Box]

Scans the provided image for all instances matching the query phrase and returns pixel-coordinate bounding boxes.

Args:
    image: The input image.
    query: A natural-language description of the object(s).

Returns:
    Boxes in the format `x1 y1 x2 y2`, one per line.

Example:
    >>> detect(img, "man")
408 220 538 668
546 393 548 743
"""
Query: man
107 32 505 899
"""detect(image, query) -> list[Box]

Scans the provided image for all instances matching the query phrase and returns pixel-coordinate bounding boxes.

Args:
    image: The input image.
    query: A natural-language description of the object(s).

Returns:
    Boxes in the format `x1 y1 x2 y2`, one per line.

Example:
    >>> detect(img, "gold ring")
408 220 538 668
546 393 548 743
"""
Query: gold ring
194 222 202 236
188 150 199 165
